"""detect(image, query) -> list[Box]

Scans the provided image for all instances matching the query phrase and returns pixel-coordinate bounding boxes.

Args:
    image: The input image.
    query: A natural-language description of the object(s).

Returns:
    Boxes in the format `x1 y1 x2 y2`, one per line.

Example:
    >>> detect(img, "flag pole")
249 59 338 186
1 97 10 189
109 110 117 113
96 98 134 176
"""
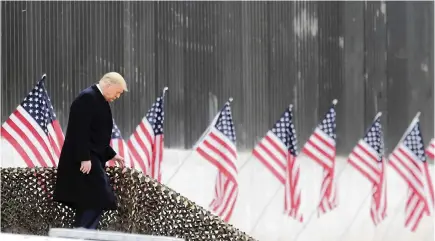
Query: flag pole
392 112 421 152
371 112 422 240
336 111 385 241
373 111 382 122
237 153 255 171
247 104 296 234
291 162 348 241
371 193 408 241
162 86 168 98
165 150 196 186
165 97 233 186
249 184 283 234
292 99 341 240
336 192 373 241
40 73 57 164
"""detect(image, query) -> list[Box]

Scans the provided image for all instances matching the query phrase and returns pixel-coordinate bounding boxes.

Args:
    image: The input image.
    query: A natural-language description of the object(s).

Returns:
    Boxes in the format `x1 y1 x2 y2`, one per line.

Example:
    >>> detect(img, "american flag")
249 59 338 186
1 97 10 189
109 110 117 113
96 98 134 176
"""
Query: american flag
347 113 387 225
195 99 238 222
301 100 338 216
282 106 303 222
425 138 435 160
251 105 302 221
107 119 133 168
253 105 296 185
388 116 435 231
127 87 167 181
1 75 64 167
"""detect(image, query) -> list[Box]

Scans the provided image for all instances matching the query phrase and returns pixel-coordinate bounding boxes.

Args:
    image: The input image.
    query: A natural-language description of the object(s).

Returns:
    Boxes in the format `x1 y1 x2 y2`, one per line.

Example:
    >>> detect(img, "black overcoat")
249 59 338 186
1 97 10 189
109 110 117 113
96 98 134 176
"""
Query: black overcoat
53 85 117 211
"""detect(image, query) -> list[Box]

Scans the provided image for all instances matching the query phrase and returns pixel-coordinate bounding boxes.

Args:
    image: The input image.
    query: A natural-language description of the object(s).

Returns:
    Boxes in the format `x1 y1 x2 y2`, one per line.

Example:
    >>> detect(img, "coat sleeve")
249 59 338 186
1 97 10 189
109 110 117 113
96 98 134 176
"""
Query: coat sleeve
105 146 117 160
68 93 95 162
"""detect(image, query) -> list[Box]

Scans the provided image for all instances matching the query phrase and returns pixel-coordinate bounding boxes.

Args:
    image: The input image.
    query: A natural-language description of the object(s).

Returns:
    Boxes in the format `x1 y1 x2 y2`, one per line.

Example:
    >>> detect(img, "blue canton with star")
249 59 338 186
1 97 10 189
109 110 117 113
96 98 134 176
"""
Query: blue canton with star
403 121 426 162
271 107 298 156
145 95 165 135
214 102 236 143
318 104 337 140
20 79 55 135
363 116 384 161
111 120 123 139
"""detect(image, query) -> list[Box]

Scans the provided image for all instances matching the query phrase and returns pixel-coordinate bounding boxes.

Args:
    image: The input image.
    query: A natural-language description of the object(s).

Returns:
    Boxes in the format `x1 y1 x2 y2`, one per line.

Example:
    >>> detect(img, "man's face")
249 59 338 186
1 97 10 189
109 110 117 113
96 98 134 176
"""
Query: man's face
103 84 124 102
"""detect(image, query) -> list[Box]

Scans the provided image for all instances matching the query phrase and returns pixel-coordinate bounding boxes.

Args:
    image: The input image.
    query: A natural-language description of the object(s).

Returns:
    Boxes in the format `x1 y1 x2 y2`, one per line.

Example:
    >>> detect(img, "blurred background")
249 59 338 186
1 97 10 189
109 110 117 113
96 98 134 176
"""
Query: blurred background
1 1 434 241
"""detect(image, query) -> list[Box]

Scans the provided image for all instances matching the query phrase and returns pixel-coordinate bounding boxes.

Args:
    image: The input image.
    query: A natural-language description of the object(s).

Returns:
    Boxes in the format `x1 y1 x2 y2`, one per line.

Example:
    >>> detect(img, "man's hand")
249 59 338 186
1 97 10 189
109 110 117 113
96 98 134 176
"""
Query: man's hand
80 160 92 174
113 154 125 168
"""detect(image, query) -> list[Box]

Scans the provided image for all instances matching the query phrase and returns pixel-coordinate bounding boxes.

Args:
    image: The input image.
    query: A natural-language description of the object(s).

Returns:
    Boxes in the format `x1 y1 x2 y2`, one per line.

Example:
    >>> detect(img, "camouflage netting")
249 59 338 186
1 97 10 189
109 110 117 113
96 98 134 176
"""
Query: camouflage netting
1 167 256 241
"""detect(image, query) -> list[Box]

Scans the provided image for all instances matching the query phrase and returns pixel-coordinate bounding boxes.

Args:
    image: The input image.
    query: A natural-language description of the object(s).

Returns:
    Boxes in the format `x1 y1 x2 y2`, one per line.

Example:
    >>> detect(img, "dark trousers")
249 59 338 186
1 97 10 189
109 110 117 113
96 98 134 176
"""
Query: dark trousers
73 208 103 229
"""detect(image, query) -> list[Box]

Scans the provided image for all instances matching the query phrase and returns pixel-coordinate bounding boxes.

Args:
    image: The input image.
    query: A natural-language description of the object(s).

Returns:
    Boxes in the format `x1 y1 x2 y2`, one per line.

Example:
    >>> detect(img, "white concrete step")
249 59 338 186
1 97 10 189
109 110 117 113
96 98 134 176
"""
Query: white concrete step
0 233 78 241
48 228 185 241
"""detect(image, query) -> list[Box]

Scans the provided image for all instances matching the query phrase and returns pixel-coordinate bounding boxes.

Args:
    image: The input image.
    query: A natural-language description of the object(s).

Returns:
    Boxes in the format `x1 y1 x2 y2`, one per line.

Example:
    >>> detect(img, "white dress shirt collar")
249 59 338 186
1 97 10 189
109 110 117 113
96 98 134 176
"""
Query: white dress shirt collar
96 84 103 95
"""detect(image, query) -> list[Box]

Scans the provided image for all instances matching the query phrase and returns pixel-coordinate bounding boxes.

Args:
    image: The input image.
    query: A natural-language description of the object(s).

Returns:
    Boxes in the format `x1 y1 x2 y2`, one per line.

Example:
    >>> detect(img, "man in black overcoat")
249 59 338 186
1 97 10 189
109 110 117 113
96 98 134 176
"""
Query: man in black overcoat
53 72 128 229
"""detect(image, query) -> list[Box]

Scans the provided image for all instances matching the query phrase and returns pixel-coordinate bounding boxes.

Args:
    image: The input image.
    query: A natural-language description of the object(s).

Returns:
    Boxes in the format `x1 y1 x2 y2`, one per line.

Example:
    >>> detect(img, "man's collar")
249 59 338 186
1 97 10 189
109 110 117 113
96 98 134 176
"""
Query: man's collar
96 84 103 95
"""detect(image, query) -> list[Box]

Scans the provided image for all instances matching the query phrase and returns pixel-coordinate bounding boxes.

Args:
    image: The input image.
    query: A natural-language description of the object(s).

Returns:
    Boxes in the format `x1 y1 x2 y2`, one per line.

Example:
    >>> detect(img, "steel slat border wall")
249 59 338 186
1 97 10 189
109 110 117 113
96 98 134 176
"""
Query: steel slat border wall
1 1 433 155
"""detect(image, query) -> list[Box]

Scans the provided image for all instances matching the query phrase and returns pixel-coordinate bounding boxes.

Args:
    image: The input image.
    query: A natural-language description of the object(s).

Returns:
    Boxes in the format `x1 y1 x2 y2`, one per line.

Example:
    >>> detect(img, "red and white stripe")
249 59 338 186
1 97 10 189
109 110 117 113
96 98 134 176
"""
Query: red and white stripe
127 118 164 181
195 128 238 222
108 138 134 168
348 140 383 185
284 152 303 222
196 128 238 183
389 144 434 231
426 138 435 160
252 130 288 184
47 121 64 161
1 106 64 167
403 162 434 232
302 127 337 216
424 163 435 215
348 140 387 225
420 160 434 216
370 159 388 225
151 134 164 181
209 172 238 222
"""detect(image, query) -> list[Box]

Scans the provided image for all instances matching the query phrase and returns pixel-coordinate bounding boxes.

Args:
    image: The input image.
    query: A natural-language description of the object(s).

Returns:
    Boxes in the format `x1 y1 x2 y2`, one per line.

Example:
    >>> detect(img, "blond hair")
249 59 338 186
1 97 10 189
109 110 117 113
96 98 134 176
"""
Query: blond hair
99 72 128 92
